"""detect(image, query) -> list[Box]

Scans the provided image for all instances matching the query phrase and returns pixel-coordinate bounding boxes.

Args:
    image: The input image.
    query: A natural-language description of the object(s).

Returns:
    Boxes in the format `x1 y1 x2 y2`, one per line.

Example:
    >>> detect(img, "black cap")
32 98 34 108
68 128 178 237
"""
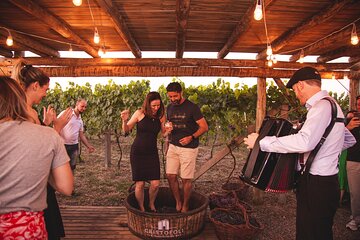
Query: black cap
286 67 321 88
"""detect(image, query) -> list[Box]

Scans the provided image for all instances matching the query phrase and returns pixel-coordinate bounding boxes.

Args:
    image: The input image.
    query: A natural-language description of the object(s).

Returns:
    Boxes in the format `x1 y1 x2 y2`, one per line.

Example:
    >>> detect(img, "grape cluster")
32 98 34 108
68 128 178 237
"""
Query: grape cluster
211 210 246 225
157 206 178 213
209 192 237 209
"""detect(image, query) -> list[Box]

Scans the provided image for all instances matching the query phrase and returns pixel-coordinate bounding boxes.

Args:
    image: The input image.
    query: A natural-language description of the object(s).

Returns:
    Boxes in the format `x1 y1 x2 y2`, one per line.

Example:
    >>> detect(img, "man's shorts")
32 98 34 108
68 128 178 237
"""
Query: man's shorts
166 144 199 179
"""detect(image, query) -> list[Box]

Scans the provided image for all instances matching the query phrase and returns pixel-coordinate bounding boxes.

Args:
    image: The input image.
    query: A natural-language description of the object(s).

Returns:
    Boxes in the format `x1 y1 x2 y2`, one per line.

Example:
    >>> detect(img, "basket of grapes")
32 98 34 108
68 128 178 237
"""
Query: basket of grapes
208 191 239 210
209 207 259 240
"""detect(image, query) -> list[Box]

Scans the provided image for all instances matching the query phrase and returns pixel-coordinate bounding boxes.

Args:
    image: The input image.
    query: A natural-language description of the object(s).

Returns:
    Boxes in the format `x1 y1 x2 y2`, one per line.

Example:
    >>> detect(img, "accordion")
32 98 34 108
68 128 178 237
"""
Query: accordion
240 117 298 193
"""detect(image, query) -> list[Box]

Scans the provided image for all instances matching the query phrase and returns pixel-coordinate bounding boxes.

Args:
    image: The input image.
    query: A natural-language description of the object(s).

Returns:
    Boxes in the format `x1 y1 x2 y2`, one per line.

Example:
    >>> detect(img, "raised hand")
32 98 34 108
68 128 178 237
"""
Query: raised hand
53 108 72 133
43 105 56 126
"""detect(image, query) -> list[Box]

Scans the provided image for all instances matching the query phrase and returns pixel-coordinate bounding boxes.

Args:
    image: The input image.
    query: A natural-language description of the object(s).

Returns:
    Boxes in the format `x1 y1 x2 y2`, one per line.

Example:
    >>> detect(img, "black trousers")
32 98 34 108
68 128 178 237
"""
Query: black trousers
296 173 339 240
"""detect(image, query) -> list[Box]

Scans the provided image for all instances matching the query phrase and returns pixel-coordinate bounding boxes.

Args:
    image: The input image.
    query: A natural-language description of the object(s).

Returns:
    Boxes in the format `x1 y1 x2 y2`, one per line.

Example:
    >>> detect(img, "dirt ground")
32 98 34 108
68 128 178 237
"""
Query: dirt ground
57 138 360 240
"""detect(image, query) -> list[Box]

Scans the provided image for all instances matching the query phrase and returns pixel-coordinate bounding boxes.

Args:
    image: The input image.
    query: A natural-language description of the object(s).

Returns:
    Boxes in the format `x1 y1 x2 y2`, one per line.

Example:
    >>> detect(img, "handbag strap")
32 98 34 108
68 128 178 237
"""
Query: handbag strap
301 97 343 176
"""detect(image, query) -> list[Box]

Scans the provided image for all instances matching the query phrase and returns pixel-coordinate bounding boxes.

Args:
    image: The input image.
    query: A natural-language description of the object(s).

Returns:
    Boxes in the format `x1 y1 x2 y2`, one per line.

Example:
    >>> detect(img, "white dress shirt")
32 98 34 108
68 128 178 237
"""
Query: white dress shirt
260 90 356 176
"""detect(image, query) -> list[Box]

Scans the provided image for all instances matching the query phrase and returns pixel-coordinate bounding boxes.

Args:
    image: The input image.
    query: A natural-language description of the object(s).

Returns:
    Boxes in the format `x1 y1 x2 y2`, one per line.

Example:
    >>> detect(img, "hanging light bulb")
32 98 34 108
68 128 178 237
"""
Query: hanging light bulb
254 0 263 21
332 74 335 80
351 23 359 45
94 27 100 44
73 0 82 6
98 47 104 57
6 31 13 46
344 74 349 81
69 44 73 51
299 49 304 64
267 60 273 67
266 44 272 56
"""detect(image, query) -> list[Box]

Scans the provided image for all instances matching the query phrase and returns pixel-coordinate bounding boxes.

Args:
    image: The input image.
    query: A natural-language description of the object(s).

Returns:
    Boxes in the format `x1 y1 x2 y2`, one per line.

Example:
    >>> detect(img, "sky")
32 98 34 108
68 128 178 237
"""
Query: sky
26 51 350 94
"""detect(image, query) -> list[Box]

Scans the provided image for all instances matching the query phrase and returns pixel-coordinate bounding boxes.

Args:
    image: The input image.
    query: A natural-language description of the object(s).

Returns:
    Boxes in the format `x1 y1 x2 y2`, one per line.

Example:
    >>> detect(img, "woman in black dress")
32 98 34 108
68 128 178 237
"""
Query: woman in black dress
121 92 170 212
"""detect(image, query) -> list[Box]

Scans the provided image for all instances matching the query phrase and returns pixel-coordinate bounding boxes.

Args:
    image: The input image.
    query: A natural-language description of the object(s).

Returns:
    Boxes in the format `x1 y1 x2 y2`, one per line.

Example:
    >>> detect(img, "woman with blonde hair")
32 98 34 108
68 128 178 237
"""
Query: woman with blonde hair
0 76 73 239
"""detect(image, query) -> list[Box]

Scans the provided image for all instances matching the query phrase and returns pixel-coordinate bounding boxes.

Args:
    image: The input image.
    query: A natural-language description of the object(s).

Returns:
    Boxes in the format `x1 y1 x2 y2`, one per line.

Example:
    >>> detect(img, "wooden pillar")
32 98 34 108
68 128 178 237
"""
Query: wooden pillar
14 51 25 58
104 131 112 168
349 77 359 110
253 77 266 204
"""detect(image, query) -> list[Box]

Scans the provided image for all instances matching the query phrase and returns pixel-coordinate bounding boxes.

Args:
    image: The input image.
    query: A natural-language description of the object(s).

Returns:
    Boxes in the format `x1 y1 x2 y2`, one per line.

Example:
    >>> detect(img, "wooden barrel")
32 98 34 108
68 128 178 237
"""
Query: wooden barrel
125 187 208 239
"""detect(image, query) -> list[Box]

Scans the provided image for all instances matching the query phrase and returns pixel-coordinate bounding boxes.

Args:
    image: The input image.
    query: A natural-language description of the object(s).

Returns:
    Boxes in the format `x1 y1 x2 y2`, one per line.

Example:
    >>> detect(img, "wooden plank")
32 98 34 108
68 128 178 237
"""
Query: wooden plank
194 136 244 180
95 0 141 58
175 0 191 58
60 205 217 239
257 0 353 59
8 0 99 58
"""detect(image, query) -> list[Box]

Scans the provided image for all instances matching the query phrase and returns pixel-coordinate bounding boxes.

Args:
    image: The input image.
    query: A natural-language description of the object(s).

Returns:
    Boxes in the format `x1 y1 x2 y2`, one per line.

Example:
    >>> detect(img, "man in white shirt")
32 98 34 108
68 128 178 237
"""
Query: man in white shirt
59 99 95 170
244 67 356 240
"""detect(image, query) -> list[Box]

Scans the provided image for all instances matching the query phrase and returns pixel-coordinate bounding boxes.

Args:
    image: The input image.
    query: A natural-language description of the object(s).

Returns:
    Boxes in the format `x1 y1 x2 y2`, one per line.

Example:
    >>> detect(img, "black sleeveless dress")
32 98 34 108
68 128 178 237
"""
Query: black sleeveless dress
130 115 161 181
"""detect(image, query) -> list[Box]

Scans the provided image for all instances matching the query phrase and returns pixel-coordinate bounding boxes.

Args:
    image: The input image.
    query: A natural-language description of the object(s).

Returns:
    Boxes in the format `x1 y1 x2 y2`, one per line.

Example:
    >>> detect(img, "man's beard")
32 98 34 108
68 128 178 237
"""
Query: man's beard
171 97 182 105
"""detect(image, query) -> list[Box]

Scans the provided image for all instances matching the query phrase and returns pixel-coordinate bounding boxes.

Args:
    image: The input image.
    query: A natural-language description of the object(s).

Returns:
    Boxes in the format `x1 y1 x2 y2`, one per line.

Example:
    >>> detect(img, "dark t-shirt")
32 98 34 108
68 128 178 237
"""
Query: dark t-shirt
167 99 204 148
347 117 360 162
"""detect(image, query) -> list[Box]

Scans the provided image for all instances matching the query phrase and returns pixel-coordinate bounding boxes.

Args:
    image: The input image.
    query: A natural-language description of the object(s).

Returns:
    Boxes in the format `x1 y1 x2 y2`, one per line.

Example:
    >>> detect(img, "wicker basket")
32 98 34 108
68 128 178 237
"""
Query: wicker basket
209 207 259 240
209 191 239 210
125 187 208 239
221 177 246 192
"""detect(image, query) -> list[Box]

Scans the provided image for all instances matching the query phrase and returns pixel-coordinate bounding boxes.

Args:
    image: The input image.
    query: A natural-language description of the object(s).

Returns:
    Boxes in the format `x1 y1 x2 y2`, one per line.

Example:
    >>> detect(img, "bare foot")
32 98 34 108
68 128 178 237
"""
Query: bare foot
181 206 188 213
176 201 182 212
149 205 157 212
139 206 145 212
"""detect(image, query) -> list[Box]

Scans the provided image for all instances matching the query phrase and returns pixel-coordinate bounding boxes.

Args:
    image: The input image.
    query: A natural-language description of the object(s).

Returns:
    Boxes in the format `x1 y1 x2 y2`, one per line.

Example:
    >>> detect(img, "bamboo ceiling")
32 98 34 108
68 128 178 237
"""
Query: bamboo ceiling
0 0 359 78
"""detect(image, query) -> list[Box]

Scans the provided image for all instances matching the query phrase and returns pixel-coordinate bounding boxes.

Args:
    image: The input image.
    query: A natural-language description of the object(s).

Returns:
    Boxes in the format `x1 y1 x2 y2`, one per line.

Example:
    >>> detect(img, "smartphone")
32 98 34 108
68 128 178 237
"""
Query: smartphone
354 112 360 119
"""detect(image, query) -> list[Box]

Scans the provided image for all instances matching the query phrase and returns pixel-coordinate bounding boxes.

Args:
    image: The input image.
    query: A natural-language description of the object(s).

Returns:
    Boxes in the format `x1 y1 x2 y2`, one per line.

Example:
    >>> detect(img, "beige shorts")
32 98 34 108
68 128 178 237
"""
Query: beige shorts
166 144 199 179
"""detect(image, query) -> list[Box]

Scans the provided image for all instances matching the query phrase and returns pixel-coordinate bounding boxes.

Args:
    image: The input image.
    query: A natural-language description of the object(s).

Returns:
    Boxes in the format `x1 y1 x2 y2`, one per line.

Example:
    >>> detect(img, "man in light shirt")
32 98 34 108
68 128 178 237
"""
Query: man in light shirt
59 99 95 171
244 67 356 240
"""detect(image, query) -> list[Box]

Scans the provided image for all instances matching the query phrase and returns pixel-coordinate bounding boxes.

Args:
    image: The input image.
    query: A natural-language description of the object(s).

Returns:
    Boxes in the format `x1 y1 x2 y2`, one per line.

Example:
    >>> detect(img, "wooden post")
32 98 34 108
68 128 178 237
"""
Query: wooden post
253 77 266 204
349 77 360 110
105 131 112 168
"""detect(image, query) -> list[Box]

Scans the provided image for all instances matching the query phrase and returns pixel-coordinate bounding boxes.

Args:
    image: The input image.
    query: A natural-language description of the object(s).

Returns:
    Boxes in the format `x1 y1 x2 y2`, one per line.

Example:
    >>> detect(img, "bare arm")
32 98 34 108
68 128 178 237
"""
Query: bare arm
121 109 141 134
79 131 95 153
179 117 209 146
49 163 74 196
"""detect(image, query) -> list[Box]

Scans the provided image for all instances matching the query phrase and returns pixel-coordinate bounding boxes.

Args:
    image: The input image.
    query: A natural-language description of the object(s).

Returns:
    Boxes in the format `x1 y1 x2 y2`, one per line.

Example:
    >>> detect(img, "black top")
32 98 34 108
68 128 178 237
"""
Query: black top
130 115 161 181
167 99 203 148
347 117 360 162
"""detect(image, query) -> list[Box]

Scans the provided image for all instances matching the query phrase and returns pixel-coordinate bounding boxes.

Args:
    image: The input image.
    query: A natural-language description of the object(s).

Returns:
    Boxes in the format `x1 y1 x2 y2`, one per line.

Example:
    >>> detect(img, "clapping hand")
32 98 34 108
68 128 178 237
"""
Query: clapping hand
43 105 56 126
53 108 72 133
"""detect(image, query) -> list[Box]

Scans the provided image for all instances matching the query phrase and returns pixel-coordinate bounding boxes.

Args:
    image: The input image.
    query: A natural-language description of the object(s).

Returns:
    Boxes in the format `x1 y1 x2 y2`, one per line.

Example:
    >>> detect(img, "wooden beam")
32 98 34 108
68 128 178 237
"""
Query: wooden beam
0 65 355 79
175 0 191 59
0 30 59 57
0 57 351 70
273 78 298 107
218 0 275 59
95 0 141 58
317 45 360 63
194 136 244 180
0 47 13 58
349 78 359 110
349 56 360 64
289 22 359 62
256 0 352 60
8 0 99 58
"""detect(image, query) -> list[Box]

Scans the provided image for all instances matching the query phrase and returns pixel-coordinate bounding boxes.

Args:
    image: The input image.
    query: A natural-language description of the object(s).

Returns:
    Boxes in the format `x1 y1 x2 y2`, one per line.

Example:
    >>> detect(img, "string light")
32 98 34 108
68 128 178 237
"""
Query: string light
332 74 335 80
267 60 273 67
254 0 263 21
94 27 100 44
6 29 13 46
266 44 272 56
344 74 349 81
98 43 106 57
69 44 73 51
271 54 277 64
351 23 359 45
73 0 82 6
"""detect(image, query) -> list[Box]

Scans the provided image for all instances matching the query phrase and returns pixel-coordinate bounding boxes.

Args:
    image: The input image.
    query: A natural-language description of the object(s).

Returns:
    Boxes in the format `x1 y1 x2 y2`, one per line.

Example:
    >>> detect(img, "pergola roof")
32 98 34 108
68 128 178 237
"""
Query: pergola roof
0 0 359 79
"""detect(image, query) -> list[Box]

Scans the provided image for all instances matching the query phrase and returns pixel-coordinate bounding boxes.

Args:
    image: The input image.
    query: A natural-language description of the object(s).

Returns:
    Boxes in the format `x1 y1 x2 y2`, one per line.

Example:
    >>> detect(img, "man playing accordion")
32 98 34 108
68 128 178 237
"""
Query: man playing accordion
244 67 356 240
